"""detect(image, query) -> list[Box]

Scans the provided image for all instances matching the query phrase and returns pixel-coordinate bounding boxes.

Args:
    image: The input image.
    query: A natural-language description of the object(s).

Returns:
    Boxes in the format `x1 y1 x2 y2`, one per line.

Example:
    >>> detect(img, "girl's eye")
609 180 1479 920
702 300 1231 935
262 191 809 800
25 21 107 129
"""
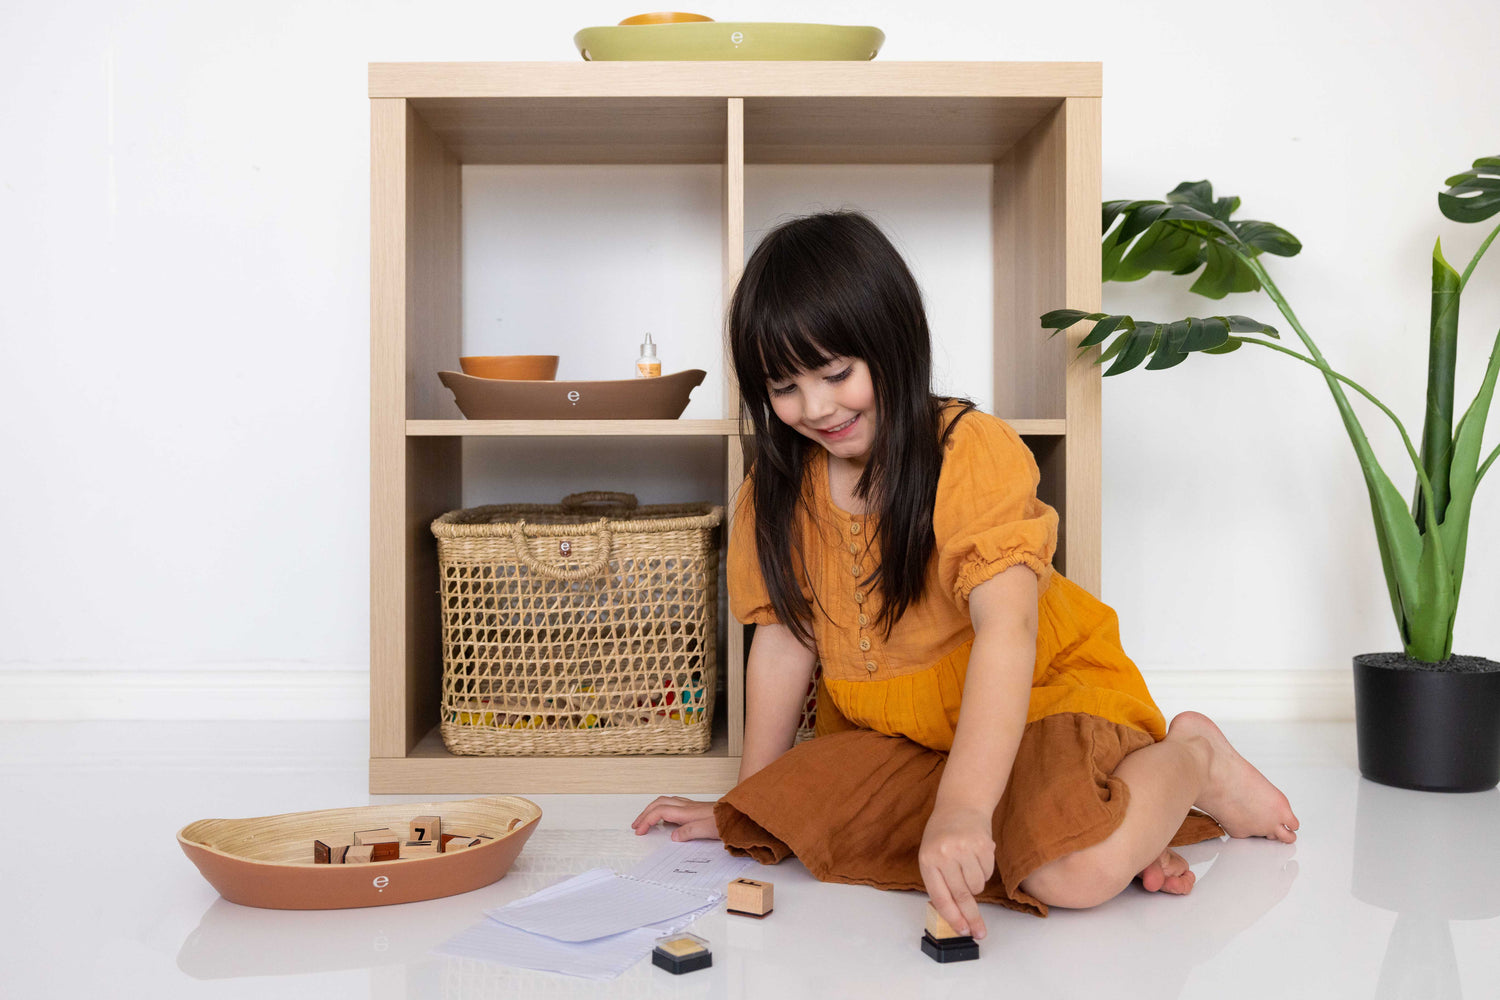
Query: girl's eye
768 383 797 397
826 367 853 384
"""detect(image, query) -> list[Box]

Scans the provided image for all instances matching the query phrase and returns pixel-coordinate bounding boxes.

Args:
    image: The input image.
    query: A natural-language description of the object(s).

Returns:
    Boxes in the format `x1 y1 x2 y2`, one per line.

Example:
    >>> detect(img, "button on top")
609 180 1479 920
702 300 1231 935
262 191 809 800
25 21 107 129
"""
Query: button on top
858 613 869 627
853 591 865 604
858 637 872 652
850 522 862 535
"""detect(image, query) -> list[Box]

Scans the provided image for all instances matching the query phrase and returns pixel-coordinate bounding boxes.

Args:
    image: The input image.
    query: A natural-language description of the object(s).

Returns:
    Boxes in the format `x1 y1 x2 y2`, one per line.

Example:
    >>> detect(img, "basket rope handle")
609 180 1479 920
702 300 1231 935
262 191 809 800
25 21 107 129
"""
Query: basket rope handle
559 491 638 514
507 520 614 580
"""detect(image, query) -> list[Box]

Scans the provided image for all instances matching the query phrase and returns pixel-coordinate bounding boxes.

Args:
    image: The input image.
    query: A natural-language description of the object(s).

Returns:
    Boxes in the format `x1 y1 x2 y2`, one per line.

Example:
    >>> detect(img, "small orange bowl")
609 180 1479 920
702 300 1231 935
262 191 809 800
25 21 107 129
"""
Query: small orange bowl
618 11 714 25
459 355 559 380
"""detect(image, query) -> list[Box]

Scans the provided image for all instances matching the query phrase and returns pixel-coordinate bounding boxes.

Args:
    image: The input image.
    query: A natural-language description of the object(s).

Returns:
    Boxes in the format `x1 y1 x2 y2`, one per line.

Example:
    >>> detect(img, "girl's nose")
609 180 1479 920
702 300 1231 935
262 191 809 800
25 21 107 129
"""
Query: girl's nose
802 385 836 422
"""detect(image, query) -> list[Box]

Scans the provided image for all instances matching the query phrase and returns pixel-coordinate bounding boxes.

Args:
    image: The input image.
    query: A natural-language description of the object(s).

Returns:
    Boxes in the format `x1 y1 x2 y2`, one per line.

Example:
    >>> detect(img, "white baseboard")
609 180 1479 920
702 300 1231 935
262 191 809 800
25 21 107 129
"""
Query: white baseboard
0 667 1352 722
0 668 369 721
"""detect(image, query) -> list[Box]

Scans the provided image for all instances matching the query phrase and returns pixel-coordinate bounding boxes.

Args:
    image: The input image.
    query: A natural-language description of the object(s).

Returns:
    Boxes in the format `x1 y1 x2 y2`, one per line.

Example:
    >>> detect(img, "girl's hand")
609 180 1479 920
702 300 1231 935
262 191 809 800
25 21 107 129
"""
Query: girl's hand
630 796 721 842
918 803 996 941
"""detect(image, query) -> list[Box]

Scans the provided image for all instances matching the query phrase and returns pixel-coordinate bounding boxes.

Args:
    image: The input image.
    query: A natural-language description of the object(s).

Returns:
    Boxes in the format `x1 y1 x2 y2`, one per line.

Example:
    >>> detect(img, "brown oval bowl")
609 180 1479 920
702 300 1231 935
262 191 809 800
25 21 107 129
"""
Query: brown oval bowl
177 795 541 909
438 368 706 420
619 11 714 25
459 355 560 380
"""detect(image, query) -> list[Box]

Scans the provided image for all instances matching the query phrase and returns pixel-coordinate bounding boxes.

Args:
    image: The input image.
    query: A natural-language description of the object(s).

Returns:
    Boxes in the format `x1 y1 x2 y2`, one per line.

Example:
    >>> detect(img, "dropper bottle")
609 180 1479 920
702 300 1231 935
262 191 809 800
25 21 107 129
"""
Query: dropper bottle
636 333 662 378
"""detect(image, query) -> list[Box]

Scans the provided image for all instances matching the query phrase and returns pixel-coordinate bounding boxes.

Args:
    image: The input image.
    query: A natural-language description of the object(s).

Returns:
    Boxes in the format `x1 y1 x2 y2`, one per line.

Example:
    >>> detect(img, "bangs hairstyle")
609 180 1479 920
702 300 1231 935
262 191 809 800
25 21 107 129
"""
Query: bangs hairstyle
729 210 971 646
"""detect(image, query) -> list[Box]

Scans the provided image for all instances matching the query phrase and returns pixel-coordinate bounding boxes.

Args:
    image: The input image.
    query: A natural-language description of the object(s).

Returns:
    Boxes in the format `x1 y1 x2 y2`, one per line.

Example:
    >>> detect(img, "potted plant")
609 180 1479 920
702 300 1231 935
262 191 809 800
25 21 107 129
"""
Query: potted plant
1041 156 1500 792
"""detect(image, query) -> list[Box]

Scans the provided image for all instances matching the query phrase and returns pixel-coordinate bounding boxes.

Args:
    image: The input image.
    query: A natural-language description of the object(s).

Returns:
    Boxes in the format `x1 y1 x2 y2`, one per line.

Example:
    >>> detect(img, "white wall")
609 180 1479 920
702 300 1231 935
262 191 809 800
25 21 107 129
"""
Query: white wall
1 0 1497 719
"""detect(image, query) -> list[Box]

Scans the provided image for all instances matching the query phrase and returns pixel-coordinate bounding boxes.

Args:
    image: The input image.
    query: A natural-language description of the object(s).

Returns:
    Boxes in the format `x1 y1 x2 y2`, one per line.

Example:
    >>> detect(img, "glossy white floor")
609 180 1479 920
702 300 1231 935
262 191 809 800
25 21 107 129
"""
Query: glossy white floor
4 719 1498 999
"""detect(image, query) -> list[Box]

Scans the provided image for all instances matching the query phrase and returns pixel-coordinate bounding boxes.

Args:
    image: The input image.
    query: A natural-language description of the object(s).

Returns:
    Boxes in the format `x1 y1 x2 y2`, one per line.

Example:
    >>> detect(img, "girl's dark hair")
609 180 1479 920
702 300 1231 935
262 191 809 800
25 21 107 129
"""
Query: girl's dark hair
728 210 972 647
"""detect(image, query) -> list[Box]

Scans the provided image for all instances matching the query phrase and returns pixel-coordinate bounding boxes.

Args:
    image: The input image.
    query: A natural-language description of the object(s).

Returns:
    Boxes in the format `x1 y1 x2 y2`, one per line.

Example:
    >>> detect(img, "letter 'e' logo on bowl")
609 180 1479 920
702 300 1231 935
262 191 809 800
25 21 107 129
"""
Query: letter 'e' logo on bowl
373 876 389 890
567 390 580 404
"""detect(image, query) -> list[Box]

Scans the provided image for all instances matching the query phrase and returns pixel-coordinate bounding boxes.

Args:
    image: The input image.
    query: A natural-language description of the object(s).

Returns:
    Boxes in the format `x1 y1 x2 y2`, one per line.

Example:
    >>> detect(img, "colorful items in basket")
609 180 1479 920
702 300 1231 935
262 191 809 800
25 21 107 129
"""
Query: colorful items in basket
574 16 884 61
451 672 710 729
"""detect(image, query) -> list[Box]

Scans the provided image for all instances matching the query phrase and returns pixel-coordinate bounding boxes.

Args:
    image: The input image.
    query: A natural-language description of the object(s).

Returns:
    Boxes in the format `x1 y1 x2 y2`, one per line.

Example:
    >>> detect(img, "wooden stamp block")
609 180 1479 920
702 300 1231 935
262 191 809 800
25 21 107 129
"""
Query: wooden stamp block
345 844 375 865
921 903 978 962
403 840 440 858
727 878 773 917
925 902 962 940
353 827 400 846
313 839 351 864
409 815 441 842
443 836 482 852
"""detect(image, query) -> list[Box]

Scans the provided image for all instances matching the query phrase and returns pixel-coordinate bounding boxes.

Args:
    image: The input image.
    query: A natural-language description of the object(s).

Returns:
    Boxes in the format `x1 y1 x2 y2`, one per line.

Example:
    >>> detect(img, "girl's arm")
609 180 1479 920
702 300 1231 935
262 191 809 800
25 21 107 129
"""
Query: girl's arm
630 622 817 839
919 564 1038 940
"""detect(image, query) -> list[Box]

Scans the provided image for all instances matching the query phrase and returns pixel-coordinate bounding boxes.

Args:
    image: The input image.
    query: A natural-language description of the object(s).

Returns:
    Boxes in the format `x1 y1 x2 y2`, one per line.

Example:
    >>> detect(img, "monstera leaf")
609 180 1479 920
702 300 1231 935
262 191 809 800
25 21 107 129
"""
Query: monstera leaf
1102 181 1303 299
1040 310 1279 375
1439 157 1500 224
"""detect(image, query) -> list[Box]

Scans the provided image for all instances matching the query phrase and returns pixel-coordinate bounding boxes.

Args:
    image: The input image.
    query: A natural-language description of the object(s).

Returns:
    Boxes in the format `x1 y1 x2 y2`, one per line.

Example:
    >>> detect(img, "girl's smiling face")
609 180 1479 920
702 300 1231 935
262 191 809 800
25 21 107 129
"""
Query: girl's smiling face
766 356 878 465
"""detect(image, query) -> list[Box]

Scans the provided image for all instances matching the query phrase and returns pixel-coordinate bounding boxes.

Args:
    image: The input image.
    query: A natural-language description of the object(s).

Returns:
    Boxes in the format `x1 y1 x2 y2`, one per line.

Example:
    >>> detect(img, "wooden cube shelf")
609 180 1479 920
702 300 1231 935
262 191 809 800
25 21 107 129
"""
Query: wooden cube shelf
369 61 1101 794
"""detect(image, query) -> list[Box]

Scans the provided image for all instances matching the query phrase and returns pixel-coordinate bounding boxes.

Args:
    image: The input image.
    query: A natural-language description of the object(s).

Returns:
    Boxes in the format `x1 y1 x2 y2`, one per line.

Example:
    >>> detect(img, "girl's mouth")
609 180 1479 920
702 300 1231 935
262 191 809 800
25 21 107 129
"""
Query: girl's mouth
815 415 858 440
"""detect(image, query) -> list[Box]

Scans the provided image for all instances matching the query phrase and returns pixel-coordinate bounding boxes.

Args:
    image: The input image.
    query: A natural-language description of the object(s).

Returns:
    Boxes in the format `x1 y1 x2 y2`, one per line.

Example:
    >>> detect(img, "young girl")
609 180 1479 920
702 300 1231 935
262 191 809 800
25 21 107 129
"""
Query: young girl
632 210 1298 939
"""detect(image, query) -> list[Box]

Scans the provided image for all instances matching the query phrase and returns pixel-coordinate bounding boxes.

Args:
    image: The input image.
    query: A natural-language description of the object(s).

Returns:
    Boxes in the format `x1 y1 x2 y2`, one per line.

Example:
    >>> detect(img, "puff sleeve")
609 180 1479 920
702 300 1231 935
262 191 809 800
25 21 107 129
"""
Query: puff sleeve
933 412 1058 612
727 481 791 626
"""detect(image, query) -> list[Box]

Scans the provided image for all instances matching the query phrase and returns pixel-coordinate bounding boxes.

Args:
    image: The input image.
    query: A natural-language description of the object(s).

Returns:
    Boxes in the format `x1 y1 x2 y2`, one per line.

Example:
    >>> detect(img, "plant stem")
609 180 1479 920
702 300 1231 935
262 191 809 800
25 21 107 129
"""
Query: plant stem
1239 336 1436 500
1480 442 1499 486
1242 255 1443 533
1460 219 1500 291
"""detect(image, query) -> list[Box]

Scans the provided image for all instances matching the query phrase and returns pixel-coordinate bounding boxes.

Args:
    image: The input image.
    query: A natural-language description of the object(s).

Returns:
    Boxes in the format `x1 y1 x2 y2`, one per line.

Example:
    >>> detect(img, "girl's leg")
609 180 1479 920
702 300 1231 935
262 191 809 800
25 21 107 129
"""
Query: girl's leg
1019 711 1300 909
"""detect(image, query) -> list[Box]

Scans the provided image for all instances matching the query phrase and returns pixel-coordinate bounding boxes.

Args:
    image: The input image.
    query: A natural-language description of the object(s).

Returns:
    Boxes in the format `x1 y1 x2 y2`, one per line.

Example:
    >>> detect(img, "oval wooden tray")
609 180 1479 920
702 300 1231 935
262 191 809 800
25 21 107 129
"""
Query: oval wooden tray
438 368 706 420
177 795 541 909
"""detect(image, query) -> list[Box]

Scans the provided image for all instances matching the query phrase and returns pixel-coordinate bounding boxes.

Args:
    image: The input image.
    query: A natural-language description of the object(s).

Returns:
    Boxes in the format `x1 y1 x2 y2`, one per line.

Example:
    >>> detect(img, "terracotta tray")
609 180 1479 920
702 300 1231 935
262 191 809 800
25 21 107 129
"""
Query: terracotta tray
438 368 706 420
177 795 540 909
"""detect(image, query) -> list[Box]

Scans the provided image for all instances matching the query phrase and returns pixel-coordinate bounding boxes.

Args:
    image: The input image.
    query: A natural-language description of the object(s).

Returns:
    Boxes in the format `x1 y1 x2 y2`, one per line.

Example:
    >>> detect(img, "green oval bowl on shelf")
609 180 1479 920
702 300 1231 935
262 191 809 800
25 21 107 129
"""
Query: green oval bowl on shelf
574 22 884 62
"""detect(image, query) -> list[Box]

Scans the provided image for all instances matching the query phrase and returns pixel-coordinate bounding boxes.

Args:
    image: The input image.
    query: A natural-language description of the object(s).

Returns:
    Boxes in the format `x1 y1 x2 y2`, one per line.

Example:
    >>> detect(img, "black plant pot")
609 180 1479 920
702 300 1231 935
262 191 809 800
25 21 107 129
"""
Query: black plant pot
1353 652 1500 792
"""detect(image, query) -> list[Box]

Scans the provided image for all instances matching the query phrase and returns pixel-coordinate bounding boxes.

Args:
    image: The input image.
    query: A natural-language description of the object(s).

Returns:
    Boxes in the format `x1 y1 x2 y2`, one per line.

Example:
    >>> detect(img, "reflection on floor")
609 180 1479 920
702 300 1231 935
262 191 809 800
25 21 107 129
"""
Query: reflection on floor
2 720 1498 999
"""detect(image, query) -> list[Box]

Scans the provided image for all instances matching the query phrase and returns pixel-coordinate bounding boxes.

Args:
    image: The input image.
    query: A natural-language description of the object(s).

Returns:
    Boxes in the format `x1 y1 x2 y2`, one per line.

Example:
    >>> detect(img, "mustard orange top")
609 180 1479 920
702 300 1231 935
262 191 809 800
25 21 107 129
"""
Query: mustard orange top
728 406 1167 752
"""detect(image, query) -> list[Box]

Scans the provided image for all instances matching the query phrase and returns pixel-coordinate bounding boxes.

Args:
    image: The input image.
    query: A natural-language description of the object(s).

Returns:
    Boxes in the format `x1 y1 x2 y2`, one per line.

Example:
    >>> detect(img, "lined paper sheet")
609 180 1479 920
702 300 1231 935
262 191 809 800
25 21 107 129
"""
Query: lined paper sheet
487 872 715 942
626 840 759 894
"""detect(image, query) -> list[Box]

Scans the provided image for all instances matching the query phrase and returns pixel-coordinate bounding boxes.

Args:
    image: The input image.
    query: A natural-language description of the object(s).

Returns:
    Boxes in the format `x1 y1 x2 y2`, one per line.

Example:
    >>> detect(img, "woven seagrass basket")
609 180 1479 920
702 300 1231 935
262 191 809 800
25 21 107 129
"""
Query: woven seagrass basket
432 492 722 756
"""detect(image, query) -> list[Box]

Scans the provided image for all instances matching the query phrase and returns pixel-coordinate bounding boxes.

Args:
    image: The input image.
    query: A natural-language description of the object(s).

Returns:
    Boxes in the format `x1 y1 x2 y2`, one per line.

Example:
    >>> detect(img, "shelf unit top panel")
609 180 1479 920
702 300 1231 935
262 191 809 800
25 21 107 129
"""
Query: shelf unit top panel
369 61 1101 99
373 62 1098 165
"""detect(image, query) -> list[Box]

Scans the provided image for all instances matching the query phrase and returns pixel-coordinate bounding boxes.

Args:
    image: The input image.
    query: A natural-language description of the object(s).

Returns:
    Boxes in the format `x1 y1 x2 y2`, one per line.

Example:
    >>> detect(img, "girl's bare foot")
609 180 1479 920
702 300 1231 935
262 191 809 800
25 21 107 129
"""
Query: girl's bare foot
1169 711 1300 843
1137 847 1196 894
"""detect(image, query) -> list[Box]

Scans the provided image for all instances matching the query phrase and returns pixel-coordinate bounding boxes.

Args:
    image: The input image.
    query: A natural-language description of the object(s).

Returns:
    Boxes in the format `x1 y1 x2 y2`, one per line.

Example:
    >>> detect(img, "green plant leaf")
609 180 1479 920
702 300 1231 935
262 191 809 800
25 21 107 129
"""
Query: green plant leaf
1230 220 1303 257
1436 322 1500 608
1439 156 1500 223
1044 311 1279 374
1189 241 1262 299
1411 239 1461 529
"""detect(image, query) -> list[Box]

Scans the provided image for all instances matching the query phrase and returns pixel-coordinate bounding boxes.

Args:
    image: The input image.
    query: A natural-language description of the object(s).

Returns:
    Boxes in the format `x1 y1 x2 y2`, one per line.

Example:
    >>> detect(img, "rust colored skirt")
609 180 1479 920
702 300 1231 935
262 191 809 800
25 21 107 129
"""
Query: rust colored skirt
713 712 1225 916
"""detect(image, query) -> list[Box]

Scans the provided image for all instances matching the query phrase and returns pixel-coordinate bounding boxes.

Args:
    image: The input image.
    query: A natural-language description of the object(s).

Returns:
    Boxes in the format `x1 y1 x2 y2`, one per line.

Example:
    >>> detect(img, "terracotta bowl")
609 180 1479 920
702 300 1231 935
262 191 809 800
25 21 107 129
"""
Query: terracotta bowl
459 355 560 380
438 368 706 420
177 795 541 909
619 11 714 25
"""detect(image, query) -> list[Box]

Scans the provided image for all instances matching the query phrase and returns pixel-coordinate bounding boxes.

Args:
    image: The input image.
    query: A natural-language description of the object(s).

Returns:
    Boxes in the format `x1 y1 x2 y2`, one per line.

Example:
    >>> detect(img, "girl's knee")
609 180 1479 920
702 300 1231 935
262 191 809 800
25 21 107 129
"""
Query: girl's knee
1020 849 1132 909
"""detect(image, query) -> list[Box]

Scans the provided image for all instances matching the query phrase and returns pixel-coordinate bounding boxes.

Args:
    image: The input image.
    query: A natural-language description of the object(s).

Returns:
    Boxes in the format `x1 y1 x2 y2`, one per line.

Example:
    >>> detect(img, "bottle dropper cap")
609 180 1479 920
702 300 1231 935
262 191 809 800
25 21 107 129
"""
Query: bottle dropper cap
640 333 657 357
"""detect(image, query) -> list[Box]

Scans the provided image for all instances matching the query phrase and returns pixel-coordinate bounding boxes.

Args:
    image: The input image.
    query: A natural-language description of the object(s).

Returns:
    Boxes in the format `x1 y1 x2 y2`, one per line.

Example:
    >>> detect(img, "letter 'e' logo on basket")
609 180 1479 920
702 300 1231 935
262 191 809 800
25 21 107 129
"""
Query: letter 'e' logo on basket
559 541 572 556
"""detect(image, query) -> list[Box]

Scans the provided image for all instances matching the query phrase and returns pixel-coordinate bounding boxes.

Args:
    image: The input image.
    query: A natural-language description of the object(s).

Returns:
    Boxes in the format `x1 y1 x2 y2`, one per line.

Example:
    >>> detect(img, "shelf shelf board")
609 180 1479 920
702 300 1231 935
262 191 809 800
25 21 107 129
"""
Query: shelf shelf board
370 63 1099 165
406 418 1064 437
370 723 739 794
407 419 741 437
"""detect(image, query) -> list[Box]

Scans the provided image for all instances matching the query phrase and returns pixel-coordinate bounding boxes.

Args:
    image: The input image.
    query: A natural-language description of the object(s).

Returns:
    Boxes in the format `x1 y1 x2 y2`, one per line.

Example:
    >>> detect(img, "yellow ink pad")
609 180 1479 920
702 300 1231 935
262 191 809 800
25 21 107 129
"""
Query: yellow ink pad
652 932 711 974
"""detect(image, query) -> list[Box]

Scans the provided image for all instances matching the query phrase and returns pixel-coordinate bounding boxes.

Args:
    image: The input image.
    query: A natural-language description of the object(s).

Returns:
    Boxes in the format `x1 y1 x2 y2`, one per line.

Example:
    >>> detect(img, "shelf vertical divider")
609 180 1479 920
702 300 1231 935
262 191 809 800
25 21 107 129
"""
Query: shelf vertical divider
372 97 463 766
1060 97 1102 598
993 97 1101 596
723 97 747 759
